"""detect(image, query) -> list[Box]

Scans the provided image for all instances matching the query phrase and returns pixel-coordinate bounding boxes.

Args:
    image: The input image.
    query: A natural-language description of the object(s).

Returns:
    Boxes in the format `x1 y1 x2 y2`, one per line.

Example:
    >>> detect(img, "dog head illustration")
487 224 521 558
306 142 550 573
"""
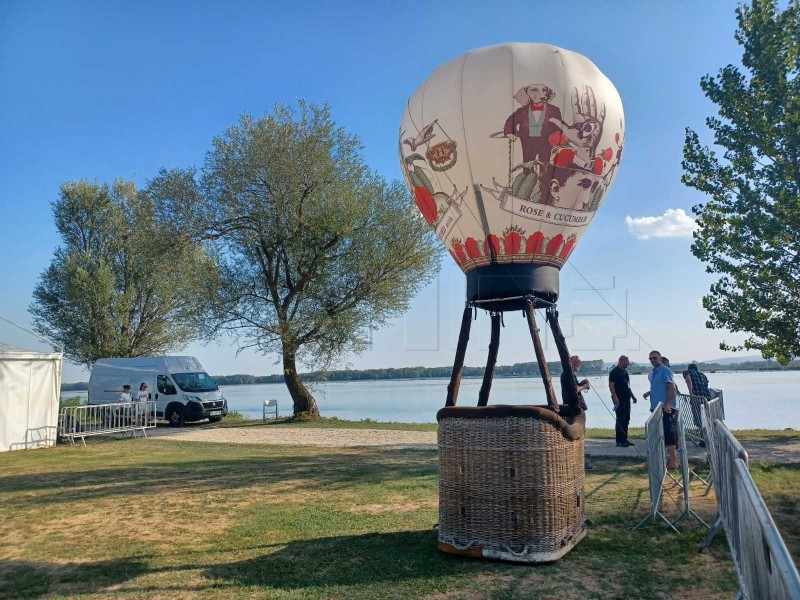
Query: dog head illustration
513 84 556 106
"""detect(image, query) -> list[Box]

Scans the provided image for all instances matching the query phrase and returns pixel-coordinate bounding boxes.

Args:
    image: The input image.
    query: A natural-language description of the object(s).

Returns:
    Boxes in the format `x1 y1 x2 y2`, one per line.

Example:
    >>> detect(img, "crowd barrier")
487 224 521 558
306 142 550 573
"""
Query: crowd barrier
710 389 724 417
673 409 708 528
58 401 157 446
675 388 723 447
701 401 800 599
634 404 675 531
676 393 706 447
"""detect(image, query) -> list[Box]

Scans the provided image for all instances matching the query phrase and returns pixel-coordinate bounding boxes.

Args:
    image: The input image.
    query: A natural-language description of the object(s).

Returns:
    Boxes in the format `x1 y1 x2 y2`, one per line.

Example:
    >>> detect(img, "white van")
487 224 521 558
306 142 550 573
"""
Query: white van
89 356 228 426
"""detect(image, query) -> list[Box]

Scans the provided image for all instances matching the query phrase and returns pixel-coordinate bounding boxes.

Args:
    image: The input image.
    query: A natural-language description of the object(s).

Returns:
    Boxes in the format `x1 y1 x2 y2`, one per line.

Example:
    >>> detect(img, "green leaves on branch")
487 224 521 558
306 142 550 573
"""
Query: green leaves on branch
682 0 800 365
29 179 216 368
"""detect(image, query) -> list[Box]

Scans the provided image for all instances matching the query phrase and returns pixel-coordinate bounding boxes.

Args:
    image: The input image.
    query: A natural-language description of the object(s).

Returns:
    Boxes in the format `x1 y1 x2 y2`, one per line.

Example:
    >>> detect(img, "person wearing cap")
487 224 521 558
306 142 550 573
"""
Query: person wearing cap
119 385 132 403
134 382 149 423
135 382 149 403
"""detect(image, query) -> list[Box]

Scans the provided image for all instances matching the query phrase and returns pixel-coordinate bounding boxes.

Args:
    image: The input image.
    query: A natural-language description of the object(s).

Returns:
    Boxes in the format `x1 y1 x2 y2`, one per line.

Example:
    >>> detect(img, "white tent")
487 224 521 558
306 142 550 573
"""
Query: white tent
0 344 63 452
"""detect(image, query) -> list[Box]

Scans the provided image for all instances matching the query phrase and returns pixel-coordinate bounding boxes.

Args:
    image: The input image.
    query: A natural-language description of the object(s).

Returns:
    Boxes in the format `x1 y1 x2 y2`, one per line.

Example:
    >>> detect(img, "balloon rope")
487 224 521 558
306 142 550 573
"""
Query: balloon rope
507 139 512 188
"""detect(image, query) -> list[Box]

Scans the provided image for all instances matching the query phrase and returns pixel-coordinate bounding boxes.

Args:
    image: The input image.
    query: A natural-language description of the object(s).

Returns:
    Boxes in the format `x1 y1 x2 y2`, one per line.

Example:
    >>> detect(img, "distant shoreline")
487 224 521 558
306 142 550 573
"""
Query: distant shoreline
60 363 799 391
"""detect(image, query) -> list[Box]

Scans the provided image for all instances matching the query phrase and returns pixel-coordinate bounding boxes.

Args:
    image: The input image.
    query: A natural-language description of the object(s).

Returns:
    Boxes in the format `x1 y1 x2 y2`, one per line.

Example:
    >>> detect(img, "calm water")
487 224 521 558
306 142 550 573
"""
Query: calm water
62 371 800 430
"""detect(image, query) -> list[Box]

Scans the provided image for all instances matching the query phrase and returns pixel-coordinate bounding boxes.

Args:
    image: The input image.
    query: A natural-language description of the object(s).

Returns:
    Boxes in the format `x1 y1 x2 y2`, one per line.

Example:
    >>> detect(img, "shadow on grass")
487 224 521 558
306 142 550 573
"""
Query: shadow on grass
206 529 512 591
0 450 438 507
0 557 149 599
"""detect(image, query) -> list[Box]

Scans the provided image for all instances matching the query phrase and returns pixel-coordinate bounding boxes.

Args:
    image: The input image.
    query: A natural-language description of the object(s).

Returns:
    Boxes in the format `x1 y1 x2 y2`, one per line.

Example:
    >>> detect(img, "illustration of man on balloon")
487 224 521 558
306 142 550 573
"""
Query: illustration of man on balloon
492 83 618 211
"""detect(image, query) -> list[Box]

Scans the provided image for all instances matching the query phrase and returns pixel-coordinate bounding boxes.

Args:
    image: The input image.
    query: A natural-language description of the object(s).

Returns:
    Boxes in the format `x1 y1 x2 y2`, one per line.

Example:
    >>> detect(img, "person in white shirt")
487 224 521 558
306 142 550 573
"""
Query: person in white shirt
119 384 132 402
135 382 149 423
136 383 149 402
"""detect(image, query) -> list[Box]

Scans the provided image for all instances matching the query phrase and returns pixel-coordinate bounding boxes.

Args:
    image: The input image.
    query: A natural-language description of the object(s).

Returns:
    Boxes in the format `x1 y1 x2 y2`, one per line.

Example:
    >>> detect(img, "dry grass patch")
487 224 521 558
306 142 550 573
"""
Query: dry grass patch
2 438 795 599
354 495 438 515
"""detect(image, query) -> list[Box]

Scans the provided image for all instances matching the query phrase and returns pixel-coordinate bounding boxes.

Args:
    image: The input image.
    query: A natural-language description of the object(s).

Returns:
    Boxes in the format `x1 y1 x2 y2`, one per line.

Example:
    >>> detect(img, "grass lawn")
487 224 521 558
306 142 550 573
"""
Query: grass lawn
1 440 798 599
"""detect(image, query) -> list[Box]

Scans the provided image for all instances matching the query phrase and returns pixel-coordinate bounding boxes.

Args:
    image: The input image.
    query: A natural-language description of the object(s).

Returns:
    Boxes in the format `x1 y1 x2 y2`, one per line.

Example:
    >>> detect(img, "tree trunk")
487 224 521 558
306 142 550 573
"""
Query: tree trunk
283 351 320 418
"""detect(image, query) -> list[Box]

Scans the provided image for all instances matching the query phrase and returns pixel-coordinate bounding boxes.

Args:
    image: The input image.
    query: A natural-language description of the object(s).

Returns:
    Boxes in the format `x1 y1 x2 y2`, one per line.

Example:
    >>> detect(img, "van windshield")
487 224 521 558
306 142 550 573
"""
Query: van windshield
172 372 219 393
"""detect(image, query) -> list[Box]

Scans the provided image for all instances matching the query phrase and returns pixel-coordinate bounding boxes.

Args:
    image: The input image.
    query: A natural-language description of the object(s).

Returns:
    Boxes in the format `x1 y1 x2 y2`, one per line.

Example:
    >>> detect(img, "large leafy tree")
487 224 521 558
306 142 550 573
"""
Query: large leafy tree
682 0 800 364
30 179 215 368
150 102 440 418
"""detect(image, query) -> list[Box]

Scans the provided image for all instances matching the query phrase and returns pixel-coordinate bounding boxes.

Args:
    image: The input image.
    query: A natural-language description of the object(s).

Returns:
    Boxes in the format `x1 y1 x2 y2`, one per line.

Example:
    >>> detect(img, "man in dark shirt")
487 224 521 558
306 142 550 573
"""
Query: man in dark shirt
560 355 590 412
609 355 638 447
684 363 711 429
560 355 594 470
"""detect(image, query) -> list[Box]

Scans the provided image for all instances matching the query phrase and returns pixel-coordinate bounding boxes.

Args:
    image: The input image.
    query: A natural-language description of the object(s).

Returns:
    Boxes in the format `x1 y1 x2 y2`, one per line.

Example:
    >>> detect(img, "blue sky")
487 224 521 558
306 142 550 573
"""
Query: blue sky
0 1 753 381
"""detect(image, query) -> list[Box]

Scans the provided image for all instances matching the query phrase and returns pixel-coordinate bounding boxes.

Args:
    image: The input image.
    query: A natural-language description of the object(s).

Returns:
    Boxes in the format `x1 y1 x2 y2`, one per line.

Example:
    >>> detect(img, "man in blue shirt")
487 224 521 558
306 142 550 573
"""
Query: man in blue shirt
644 351 678 469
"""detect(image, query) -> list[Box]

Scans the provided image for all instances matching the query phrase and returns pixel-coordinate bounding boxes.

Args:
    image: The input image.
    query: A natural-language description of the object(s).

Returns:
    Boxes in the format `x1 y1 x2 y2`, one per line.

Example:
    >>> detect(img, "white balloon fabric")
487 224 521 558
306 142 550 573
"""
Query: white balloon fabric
400 43 624 278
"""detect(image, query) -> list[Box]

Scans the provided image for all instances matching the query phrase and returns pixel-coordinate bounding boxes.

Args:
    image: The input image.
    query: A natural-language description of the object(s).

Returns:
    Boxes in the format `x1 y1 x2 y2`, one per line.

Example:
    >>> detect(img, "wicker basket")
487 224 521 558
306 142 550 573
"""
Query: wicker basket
437 405 586 563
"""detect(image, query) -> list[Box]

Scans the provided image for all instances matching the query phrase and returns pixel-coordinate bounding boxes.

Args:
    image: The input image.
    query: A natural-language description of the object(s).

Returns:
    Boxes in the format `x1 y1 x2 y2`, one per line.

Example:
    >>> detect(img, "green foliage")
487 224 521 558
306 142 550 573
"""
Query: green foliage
58 396 83 411
224 410 246 421
149 102 441 416
29 179 217 368
682 0 800 365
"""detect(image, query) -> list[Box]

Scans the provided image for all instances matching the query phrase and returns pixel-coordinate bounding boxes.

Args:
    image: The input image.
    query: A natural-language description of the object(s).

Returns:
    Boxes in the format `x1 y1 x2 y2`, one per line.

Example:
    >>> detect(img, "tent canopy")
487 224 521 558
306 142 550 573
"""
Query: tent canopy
0 342 62 360
0 341 63 452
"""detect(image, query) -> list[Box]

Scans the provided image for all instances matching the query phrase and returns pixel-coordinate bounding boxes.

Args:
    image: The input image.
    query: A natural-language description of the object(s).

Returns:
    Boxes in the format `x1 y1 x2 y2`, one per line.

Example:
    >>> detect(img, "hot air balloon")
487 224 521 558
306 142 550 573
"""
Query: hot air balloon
399 43 624 562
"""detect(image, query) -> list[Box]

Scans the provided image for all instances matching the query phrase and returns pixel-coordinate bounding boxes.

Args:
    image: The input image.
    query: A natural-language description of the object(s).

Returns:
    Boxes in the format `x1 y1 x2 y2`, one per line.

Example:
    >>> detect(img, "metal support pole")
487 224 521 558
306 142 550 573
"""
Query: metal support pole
477 313 501 407
525 299 559 411
445 305 473 407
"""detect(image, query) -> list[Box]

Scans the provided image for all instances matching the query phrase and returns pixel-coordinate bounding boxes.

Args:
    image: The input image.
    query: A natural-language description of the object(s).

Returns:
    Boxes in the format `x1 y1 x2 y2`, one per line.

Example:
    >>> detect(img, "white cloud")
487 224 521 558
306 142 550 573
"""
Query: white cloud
625 208 698 240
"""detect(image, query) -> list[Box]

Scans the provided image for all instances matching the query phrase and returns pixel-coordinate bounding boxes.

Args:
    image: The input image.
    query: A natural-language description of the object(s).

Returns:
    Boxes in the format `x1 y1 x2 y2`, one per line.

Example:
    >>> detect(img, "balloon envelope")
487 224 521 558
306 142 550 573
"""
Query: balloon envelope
400 43 624 308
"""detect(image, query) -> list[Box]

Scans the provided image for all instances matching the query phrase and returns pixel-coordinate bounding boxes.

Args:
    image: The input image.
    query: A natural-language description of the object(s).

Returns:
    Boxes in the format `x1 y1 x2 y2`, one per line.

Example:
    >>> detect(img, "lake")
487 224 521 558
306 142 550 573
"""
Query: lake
61 370 800 430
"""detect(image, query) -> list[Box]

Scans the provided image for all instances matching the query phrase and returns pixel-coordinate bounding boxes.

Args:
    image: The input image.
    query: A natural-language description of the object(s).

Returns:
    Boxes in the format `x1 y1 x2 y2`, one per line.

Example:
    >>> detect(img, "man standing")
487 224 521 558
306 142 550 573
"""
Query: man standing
661 357 682 394
560 355 590 412
684 363 711 432
609 355 637 447
560 355 594 470
645 351 678 469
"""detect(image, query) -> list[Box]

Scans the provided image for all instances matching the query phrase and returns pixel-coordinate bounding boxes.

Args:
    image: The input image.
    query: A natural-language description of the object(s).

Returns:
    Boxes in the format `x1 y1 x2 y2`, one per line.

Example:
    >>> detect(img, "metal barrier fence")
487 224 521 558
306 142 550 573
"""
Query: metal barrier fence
700 402 800 599
673 409 708 528
676 389 723 447
709 388 725 420
635 403 707 532
59 401 157 446
676 393 706 447
634 404 675 531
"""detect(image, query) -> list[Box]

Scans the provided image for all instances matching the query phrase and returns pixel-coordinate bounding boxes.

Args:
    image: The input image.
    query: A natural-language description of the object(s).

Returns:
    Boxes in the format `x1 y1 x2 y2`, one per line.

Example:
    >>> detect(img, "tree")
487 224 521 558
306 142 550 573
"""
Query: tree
29 179 216 368
682 0 800 365
150 102 440 418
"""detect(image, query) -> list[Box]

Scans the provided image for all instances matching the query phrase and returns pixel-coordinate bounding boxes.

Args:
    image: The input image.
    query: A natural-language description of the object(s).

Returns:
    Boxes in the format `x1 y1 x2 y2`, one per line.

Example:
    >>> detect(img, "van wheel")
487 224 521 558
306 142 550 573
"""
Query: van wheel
208 416 222 423
167 407 185 427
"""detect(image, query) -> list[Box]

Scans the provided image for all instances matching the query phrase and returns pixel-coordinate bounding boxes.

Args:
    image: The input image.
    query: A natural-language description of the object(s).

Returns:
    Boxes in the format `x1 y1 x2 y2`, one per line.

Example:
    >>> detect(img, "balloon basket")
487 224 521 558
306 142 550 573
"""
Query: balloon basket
436 405 587 563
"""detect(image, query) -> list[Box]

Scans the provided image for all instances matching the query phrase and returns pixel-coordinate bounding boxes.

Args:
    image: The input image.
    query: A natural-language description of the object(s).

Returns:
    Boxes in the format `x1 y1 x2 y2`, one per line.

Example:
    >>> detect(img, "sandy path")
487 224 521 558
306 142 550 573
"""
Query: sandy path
151 426 800 462
162 427 438 449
